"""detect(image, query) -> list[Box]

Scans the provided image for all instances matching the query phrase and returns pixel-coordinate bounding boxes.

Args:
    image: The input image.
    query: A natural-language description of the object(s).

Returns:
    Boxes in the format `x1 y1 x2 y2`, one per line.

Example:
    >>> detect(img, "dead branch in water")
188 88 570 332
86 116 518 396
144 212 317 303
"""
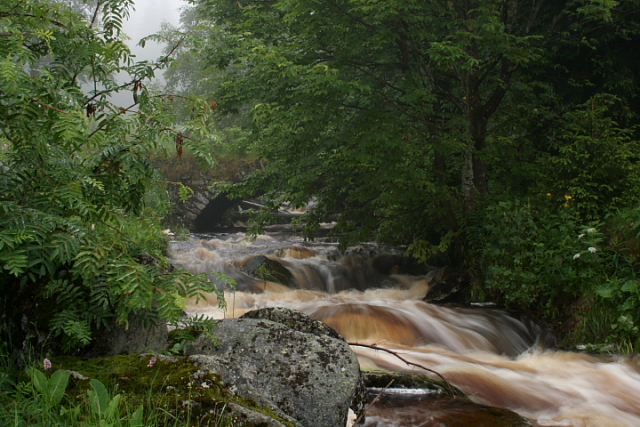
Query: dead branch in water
349 342 457 397
353 379 394 426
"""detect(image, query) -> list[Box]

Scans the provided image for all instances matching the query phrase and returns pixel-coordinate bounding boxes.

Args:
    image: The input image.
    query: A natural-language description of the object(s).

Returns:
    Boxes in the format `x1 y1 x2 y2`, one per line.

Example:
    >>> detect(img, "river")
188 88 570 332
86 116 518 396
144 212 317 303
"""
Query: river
168 229 640 427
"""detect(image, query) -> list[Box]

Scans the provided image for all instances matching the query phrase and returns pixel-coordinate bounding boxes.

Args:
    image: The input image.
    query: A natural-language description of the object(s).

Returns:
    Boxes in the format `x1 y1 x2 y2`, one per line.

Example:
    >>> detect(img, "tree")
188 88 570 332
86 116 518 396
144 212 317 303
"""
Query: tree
0 0 222 352
175 0 640 263
156 8 254 156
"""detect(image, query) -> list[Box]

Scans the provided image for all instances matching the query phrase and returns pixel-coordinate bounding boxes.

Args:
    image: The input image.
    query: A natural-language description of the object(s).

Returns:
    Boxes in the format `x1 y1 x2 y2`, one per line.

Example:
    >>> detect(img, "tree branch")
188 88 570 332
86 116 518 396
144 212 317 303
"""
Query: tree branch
353 379 394 425
0 12 67 29
30 98 69 114
348 342 457 397
84 36 186 106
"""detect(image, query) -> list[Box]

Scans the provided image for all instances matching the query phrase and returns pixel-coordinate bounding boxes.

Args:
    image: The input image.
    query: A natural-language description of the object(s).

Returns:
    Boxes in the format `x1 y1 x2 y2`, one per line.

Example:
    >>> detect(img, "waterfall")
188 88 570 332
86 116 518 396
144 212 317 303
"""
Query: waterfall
169 232 640 427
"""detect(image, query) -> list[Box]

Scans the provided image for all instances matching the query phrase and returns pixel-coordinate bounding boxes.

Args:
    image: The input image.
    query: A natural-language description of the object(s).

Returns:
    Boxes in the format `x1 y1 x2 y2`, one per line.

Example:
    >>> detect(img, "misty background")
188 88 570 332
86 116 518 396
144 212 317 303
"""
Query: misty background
123 0 183 61
107 0 185 106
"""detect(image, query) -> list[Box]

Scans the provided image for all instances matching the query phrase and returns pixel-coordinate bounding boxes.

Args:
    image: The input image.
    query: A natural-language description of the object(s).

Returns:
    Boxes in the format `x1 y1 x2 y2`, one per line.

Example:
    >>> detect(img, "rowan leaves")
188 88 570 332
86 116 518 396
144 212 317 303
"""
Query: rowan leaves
0 0 222 351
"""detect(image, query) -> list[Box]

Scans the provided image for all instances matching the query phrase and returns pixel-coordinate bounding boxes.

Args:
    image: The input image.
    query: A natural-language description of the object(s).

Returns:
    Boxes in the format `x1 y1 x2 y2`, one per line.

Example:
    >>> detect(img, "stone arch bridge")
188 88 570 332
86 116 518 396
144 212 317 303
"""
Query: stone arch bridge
158 157 300 232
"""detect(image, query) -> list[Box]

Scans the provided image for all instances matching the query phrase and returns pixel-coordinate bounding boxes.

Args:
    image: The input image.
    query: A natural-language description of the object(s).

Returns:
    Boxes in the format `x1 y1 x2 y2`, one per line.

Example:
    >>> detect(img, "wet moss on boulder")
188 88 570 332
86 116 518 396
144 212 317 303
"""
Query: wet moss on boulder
49 353 296 427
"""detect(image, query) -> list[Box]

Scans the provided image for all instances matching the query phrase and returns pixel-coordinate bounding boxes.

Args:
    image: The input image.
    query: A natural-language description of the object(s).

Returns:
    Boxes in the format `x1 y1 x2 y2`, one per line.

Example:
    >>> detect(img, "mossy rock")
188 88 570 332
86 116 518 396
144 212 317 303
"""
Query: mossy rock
186 316 364 427
49 353 297 427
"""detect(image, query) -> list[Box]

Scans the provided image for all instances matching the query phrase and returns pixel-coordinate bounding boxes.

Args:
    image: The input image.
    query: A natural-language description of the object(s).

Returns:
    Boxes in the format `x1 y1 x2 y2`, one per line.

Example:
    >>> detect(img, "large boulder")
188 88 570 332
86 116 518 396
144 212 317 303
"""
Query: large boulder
186 308 365 427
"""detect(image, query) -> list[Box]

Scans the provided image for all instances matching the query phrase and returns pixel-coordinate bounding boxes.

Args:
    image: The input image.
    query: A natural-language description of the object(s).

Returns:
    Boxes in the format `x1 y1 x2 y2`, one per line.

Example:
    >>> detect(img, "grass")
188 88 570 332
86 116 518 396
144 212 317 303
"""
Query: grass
0 371 235 427
561 298 640 354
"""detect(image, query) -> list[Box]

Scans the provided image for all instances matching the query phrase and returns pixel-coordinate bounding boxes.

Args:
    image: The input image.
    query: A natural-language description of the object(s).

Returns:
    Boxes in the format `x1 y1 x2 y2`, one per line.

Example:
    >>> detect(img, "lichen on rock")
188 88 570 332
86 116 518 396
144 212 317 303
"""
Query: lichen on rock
187 308 365 427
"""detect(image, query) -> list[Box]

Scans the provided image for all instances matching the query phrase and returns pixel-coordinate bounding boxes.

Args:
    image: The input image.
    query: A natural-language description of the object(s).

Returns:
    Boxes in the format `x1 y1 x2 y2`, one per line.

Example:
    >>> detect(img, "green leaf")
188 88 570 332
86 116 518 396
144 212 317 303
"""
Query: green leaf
596 285 616 298
621 280 638 294
48 370 71 406
128 405 144 427
89 378 110 416
105 393 122 421
29 368 49 397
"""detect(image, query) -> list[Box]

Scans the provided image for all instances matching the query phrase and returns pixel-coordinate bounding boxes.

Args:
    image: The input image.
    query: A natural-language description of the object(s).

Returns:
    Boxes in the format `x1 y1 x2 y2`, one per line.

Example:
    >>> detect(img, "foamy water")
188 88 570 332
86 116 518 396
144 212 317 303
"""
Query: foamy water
169 233 640 427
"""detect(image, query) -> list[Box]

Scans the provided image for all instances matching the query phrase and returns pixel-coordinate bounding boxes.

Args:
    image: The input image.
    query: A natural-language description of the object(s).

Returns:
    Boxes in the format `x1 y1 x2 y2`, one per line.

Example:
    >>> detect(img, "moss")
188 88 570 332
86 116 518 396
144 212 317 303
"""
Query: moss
50 354 297 427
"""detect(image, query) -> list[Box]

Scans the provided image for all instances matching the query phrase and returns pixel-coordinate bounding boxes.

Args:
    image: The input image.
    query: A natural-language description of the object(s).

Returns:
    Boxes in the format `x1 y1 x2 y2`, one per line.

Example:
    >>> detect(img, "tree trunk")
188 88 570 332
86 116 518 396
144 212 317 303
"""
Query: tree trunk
461 150 476 214
434 149 459 231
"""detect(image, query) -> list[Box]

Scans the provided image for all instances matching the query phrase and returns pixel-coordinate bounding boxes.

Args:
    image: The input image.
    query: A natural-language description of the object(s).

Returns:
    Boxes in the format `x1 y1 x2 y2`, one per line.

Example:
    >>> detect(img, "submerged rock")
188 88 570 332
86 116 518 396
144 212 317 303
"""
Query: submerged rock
186 308 365 427
243 254 296 287
365 394 534 427
273 246 317 259
362 372 533 427
363 371 466 397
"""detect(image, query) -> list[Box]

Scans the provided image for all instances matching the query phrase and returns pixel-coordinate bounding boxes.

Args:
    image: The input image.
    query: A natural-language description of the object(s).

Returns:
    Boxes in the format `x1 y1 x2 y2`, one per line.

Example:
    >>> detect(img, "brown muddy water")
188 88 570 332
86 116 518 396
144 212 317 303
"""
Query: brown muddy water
168 231 640 427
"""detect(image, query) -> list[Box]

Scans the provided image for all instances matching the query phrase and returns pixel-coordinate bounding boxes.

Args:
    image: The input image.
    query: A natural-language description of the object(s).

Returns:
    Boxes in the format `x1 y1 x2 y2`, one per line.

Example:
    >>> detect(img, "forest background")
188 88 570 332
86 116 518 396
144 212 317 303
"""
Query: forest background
159 0 640 352
2 0 640 379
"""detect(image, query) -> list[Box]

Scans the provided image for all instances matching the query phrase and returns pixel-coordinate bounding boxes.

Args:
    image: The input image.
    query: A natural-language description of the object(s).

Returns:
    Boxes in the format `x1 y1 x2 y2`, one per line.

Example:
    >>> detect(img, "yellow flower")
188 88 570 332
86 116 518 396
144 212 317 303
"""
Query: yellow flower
547 193 552 196
565 195 572 200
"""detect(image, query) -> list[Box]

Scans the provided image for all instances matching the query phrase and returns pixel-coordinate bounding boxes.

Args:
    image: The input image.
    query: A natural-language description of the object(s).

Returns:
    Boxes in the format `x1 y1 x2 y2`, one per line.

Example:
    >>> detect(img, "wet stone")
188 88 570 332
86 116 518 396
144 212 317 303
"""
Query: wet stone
363 394 534 427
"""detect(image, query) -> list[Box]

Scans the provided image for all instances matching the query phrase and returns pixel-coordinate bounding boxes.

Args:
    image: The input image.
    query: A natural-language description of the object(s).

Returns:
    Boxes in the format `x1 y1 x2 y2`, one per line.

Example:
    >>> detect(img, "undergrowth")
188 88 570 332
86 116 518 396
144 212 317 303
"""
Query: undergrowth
0 345 236 427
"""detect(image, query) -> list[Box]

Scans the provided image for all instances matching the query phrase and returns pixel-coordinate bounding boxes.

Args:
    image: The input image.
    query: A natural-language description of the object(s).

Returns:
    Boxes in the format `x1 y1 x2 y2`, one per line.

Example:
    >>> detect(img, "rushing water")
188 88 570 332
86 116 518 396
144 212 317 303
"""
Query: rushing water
168 230 640 427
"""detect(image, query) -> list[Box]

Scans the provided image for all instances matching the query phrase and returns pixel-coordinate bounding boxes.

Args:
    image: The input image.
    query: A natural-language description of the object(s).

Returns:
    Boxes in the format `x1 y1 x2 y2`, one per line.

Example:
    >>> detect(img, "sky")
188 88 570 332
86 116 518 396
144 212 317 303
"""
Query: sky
102 0 186 106
122 0 186 61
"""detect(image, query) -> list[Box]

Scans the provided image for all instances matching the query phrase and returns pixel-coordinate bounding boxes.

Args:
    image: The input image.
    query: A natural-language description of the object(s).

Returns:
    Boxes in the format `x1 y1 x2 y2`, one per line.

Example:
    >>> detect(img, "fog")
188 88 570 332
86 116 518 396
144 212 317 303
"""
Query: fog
94 0 186 106
123 0 184 61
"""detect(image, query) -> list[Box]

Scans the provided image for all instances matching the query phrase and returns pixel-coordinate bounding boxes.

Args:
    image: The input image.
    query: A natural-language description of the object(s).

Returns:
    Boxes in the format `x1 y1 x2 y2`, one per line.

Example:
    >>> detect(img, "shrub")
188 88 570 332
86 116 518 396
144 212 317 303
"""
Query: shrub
472 197 640 351
0 0 223 353
471 198 586 311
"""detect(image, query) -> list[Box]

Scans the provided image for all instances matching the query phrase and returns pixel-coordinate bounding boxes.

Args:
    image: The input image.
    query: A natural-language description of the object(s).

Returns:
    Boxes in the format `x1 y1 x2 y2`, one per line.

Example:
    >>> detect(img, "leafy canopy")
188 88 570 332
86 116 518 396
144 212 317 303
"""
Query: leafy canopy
0 0 225 351
173 0 640 257
165 0 640 347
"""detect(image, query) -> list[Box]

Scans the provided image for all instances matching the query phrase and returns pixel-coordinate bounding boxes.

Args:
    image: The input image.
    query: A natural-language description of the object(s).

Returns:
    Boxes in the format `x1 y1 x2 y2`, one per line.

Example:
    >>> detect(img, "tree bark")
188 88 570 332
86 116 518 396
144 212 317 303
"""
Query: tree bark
434 149 460 231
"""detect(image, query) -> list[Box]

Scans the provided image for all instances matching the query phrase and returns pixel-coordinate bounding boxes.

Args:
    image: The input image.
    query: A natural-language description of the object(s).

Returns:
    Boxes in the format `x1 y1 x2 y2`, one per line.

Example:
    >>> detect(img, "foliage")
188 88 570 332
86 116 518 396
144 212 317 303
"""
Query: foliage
0 365 233 426
539 94 640 220
138 0 640 349
170 0 640 263
470 198 586 311
567 299 639 354
591 207 640 347
473 197 640 350
164 0 549 249
151 10 254 160
0 0 225 352
0 362 144 427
